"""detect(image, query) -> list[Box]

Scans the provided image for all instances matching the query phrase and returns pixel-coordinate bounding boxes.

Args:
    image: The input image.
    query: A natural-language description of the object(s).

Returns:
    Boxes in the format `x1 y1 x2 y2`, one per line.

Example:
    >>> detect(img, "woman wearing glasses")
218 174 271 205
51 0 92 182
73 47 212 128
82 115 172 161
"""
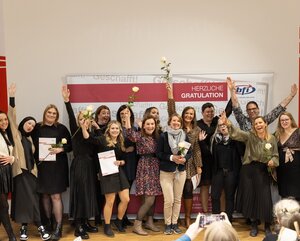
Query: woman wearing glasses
275 112 300 201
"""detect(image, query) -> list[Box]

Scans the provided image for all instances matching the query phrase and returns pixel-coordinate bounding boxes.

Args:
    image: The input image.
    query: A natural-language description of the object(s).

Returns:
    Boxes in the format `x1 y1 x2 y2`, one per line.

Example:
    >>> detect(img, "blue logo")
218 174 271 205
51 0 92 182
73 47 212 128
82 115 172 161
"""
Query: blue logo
236 85 256 95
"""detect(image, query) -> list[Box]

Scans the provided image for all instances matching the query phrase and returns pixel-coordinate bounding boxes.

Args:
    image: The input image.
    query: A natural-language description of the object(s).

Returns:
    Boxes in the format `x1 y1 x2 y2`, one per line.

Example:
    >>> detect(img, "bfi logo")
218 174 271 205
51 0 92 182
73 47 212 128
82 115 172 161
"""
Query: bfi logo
236 85 256 95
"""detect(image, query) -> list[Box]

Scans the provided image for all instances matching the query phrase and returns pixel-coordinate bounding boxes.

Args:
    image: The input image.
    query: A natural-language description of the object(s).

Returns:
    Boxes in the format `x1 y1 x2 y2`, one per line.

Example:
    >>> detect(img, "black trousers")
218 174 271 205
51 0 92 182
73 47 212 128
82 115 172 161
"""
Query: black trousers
211 169 238 220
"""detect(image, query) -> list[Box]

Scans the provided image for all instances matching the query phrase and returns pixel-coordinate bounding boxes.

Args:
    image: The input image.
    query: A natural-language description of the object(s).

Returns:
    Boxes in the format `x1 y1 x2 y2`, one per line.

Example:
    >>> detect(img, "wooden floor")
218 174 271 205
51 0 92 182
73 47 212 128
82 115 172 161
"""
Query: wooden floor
0 218 269 241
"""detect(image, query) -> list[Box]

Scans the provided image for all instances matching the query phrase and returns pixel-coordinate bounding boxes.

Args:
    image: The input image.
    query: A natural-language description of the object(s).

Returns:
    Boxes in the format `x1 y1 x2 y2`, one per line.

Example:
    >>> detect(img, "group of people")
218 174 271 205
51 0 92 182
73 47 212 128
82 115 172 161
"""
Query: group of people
0 78 299 240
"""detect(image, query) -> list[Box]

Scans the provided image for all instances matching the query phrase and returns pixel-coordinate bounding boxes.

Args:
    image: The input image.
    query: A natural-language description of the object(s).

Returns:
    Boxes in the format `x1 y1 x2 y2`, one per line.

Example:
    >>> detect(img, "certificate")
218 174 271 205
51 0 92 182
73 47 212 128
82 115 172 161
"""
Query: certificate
191 173 201 190
39 137 56 161
98 150 119 176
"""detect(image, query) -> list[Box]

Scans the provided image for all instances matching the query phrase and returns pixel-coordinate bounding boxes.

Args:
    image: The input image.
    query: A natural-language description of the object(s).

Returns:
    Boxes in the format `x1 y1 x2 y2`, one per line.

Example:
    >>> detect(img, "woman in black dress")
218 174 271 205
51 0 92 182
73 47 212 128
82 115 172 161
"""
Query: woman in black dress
8 84 50 241
81 120 130 238
275 112 300 201
62 86 98 239
0 111 17 241
116 105 138 227
197 101 232 213
32 104 72 240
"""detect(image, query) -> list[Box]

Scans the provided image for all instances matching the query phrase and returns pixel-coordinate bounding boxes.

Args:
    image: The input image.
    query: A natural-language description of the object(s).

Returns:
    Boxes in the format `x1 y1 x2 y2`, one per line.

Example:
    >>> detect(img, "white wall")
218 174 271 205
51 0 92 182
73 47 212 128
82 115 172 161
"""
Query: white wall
2 0 300 123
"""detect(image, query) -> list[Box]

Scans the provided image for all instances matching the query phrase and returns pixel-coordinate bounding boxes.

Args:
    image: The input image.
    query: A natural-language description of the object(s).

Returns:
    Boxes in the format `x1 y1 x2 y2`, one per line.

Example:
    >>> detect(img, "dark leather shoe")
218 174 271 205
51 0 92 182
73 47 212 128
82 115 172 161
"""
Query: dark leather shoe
104 224 114 237
250 225 258 237
75 226 89 239
82 222 98 233
113 219 125 232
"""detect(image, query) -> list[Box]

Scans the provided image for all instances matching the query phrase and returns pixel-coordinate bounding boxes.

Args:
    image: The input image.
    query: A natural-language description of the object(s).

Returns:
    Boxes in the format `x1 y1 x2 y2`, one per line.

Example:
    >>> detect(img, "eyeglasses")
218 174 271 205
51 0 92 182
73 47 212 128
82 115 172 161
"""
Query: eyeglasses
280 118 290 123
246 107 258 112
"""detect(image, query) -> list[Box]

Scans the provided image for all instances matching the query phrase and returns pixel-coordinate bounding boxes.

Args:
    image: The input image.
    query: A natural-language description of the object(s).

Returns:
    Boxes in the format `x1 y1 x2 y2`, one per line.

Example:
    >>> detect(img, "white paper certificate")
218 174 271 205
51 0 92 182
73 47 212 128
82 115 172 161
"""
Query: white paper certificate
98 150 119 176
191 173 201 190
39 137 56 161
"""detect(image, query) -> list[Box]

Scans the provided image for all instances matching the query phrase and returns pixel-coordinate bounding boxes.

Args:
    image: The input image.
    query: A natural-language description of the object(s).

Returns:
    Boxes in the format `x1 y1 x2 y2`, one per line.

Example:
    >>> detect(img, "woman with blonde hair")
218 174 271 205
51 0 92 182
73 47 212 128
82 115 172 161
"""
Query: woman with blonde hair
81 120 130 238
204 221 239 241
32 104 72 240
221 114 279 237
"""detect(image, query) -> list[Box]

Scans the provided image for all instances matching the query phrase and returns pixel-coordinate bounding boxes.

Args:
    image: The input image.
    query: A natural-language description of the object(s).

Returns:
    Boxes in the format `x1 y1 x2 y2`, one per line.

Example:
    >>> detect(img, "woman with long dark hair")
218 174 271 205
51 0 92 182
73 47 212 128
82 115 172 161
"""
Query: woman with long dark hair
0 110 17 241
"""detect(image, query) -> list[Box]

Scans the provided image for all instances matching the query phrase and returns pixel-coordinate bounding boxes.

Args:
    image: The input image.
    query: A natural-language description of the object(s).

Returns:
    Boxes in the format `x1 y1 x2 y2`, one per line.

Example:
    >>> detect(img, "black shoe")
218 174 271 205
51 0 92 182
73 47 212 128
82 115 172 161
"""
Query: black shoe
171 223 182 234
38 225 51 241
122 216 133 228
82 222 98 233
113 218 125 232
104 224 115 237
51 223 62 240
20 225 28 241
74 225 89 239
250 223 258 237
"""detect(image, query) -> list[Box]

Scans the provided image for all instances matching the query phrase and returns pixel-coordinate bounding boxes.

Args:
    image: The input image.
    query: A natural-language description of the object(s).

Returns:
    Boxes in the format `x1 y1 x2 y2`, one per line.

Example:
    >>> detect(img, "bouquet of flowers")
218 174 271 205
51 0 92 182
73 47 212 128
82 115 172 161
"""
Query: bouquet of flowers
127 86 139 107
160 56 172 83
178 142 187 156
72 105 95 138
82 105 95 120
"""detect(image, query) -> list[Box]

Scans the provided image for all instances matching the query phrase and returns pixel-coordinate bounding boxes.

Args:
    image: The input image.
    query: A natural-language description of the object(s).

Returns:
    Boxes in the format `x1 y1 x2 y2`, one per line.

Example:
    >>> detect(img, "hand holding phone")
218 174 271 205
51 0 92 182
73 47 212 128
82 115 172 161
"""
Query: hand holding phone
199 213 226 228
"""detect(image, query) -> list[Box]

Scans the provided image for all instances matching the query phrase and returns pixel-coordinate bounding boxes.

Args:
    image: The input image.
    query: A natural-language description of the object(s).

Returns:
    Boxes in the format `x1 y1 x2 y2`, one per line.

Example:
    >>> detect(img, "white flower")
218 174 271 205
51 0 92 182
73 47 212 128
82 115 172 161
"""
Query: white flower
265 143 272 150
160 56 167 64
61 138 67 144
132 86 139 93
86 105 94 112
178 142 185 148
82 110 88 116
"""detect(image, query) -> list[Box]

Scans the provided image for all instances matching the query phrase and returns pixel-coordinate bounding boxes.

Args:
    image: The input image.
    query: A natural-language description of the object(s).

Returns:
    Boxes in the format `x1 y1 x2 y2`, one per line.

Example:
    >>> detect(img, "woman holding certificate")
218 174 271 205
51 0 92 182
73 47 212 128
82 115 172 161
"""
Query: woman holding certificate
32 104 72 240
81 119 130 238
0 111 17 241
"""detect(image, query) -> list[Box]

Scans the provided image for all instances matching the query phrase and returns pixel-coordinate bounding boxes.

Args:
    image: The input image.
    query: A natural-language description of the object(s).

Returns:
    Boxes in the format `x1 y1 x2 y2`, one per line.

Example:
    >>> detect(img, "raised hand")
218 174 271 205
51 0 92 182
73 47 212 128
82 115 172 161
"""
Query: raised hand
62 85 70 102
291 83 298 97
199 130 207 141
226 77 236 92
8 83 16 97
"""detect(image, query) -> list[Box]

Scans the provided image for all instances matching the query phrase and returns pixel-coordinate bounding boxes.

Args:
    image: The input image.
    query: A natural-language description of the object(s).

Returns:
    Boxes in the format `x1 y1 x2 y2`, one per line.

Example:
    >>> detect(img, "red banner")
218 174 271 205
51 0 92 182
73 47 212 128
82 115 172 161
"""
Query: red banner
0 56 8 112
68 82 227 103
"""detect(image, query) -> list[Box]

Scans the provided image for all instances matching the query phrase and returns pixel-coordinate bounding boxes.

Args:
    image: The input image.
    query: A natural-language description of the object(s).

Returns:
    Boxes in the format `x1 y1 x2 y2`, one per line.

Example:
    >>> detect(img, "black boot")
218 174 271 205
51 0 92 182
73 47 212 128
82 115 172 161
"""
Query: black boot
104 224 114 237
75 224 89 239
82 220 98 233
51 223 62 240
250 220 258 237
122 215 133 228
44 218 53 232
113 218 125 232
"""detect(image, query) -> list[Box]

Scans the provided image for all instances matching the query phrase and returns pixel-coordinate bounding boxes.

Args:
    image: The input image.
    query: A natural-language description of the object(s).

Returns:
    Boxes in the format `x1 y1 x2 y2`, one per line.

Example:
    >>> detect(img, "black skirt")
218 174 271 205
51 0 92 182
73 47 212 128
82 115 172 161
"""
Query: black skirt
69 155 99 219
236 162 273 222
99 168 130 194
11 171 40 223
0 164 12 194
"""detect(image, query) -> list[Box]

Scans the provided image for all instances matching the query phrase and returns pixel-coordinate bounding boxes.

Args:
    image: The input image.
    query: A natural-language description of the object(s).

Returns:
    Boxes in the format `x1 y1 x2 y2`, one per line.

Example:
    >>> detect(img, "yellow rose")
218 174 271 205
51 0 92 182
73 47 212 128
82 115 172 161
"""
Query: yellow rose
160 56 167 64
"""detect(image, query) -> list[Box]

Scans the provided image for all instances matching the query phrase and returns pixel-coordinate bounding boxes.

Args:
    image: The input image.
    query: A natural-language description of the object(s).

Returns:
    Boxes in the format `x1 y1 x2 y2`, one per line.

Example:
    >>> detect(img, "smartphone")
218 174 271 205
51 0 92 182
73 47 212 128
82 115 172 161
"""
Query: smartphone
199 214 226 227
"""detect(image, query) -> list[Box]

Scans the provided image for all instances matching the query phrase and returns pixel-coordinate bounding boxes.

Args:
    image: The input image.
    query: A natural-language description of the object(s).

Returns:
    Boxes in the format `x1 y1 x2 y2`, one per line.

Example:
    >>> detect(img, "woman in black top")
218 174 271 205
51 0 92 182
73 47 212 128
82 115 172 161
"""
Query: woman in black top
0 111 17 241
62 86 98 239
81 120 130 238
32 104 72 240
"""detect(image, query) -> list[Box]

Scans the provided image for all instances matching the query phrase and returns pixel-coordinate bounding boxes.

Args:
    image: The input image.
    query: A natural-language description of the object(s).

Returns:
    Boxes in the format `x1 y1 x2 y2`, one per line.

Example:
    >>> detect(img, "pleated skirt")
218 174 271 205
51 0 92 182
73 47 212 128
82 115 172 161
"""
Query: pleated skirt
0 164 12 194
236 161 273 222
